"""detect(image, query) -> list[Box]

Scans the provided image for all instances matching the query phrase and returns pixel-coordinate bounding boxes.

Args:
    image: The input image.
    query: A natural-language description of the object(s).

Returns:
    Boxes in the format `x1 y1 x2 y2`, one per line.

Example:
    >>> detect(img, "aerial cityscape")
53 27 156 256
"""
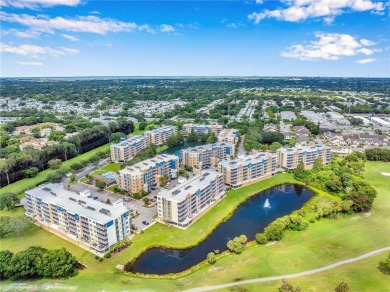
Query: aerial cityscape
0 1 389 292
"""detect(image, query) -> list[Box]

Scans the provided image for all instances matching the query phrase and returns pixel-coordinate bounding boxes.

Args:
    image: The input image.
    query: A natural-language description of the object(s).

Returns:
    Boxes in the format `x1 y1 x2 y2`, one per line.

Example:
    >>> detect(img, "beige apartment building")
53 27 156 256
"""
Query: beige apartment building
118 154 179 194
181 124 223 137
157 170 225 228
217 128 239 144
110 135 148 162
25 183 130 255
218 152 277 188
180 142 235 169
144 125 178 146
277 144 331 170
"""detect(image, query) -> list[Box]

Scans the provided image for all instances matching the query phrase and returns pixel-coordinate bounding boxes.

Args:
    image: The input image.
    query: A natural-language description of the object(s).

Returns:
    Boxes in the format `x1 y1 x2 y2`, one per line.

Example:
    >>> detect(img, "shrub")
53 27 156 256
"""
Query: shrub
255 233 268 245
104 252 111 258
207 252 216 264
227 235 247 254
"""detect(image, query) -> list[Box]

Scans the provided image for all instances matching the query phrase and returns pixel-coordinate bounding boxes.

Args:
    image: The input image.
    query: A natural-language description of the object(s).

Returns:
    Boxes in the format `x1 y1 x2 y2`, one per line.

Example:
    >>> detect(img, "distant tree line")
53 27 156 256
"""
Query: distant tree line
0 120 134 187
365 148 390 162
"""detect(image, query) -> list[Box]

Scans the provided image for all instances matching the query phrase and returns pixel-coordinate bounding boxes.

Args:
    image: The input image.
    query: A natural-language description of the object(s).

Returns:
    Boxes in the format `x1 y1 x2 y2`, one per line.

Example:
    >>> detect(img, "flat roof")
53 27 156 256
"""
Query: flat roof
218 152 276 168
158 170 221 203
278 144 328 154
26 183 128 224
119 154 178 175
181 142 231 153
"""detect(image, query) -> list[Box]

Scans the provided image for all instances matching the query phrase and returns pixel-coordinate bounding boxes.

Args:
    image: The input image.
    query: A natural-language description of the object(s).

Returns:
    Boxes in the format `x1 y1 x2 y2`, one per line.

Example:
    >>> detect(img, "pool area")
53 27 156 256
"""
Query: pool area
102 172 115 179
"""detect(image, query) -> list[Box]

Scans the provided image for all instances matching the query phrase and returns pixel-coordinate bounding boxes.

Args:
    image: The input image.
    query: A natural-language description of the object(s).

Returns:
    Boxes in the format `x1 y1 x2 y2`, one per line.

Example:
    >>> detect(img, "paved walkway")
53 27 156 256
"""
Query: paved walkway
184 247 390 292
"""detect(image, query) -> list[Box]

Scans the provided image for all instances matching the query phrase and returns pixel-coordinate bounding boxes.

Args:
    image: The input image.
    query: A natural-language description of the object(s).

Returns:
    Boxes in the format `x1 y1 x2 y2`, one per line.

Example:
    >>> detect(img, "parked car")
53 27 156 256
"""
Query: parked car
142 221 149 226
124 197 131 202
93 196 98 200
154 196 157 199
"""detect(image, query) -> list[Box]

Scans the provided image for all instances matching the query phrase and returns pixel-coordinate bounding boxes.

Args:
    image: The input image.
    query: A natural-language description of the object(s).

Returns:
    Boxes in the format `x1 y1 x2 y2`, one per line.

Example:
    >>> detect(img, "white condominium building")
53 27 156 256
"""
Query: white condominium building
277 144 331 170
157 170 225 228
110 135 148 163
118 154 179 194
144 125 178 146
217 128 239 144
25 183 130 255
218 153 277 188
181 124 223 137
180 142 235 169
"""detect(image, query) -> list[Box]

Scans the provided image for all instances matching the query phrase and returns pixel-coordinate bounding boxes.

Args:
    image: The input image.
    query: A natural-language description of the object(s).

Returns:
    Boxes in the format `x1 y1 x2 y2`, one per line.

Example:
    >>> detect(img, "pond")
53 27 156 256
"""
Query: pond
126 184 314 275
159 141 206 156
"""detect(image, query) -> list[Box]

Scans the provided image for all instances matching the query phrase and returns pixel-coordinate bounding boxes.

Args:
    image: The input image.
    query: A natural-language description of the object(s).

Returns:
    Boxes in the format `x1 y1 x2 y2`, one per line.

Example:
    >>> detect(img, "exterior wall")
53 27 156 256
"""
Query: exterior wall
277 145 331 170
181 143 234 169
25 192 130 255
182 124 223 137
157 171 225 228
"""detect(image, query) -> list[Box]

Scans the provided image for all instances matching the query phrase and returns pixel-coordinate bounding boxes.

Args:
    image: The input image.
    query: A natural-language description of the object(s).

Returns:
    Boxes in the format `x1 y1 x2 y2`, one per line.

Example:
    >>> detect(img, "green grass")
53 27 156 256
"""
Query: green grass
0 144 110 196
85 162 122 177
0 162 389 291
132 122 159 135
106 184 118 192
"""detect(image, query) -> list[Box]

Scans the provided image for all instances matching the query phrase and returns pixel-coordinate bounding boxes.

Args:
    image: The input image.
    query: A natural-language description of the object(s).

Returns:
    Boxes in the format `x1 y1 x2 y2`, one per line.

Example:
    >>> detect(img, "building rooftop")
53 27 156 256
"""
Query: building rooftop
26 183 128 224
119 154 177 175
218 152 276 168
181 142 231 153
158 170 221 202
278 144 327 154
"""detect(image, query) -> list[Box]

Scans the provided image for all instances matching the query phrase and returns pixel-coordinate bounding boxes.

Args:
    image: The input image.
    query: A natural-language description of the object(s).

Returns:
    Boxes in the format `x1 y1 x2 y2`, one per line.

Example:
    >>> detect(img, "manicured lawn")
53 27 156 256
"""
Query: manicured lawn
85 162 122 178
0 162 389 291
0 143 110 196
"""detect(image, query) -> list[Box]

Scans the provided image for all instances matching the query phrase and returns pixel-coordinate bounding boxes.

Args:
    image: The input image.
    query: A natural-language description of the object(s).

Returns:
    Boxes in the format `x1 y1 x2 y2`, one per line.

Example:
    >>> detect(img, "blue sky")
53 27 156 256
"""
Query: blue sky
1 0 389 77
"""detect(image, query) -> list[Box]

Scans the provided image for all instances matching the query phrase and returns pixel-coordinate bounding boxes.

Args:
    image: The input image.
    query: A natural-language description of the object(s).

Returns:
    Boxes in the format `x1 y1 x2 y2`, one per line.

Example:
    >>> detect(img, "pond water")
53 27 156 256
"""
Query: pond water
126 184 314 275
159 141 206 156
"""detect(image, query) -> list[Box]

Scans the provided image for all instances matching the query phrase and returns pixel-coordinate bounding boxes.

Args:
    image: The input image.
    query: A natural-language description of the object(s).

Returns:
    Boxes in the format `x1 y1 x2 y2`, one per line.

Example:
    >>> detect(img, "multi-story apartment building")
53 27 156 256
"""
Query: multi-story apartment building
144 125 178 146
180 142 234 169
217 128 239 145
218 153 277 188
110 135 148 163
277 144 331 170
157 170 225 228
118 154 179 194
181 124 223 137
25 183 130 255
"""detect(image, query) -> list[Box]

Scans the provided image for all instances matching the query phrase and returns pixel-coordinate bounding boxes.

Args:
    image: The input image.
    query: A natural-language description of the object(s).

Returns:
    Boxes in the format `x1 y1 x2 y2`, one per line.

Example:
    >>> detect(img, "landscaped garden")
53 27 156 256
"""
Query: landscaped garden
0 160 389 291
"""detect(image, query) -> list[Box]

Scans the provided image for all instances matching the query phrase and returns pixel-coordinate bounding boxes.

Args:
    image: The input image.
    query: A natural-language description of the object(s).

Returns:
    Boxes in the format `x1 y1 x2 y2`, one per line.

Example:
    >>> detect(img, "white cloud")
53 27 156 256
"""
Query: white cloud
355 58 377 63
226 22 246 28
160 24 175 33
360 38 376 46
1 42 79 57
248 0 385 24
89 11 101 15
0 0 81 9
281 32 380 61
7 28 40 38
62 34 79 41
255 0 263 4
17 61 43 66
0 12 149 35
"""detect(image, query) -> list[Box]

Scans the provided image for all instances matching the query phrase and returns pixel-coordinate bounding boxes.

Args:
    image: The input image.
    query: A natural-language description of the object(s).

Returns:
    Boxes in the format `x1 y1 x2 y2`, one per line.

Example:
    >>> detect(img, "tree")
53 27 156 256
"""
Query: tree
46 171 62 183
294 161 306 180
143 197 150 204
139 122 147 131
9 246 47 280
255 233 268 245
0 192 19 210
378 252 390 274
35 248 77 278
326 178 343 193
109 132 127 143
8 216 32 239
269 142 283 152
313 157 324 171
207 252 216 264
206 132 217 144
24 167 39 178
0 250 13 279
96 180 106 190
335 281 350 292
187 129 199 142
345 191 373 212
261 131 284 144
278 279 294 292
226 235 247 254
48 159 62 169
167 135 178 148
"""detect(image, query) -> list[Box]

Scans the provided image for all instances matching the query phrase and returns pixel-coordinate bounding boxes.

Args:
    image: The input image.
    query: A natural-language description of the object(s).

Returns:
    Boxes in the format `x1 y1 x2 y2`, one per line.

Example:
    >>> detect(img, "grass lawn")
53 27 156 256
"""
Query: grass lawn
0 143 110 196
132 122 159 136
0 162 389 291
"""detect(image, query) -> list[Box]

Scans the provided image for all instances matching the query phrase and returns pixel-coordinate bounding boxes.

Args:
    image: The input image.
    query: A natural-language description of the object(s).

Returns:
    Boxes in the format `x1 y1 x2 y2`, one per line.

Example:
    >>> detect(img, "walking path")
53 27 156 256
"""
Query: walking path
184 247 390 292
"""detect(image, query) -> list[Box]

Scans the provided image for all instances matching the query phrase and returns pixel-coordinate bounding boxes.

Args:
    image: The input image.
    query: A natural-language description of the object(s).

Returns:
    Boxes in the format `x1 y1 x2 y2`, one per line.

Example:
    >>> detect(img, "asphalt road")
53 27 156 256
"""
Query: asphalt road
184 247 390 292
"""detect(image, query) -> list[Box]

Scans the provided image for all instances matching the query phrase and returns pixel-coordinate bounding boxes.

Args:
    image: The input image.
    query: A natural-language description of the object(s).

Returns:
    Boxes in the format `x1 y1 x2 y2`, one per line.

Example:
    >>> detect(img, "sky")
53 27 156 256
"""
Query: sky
1 0 390 77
